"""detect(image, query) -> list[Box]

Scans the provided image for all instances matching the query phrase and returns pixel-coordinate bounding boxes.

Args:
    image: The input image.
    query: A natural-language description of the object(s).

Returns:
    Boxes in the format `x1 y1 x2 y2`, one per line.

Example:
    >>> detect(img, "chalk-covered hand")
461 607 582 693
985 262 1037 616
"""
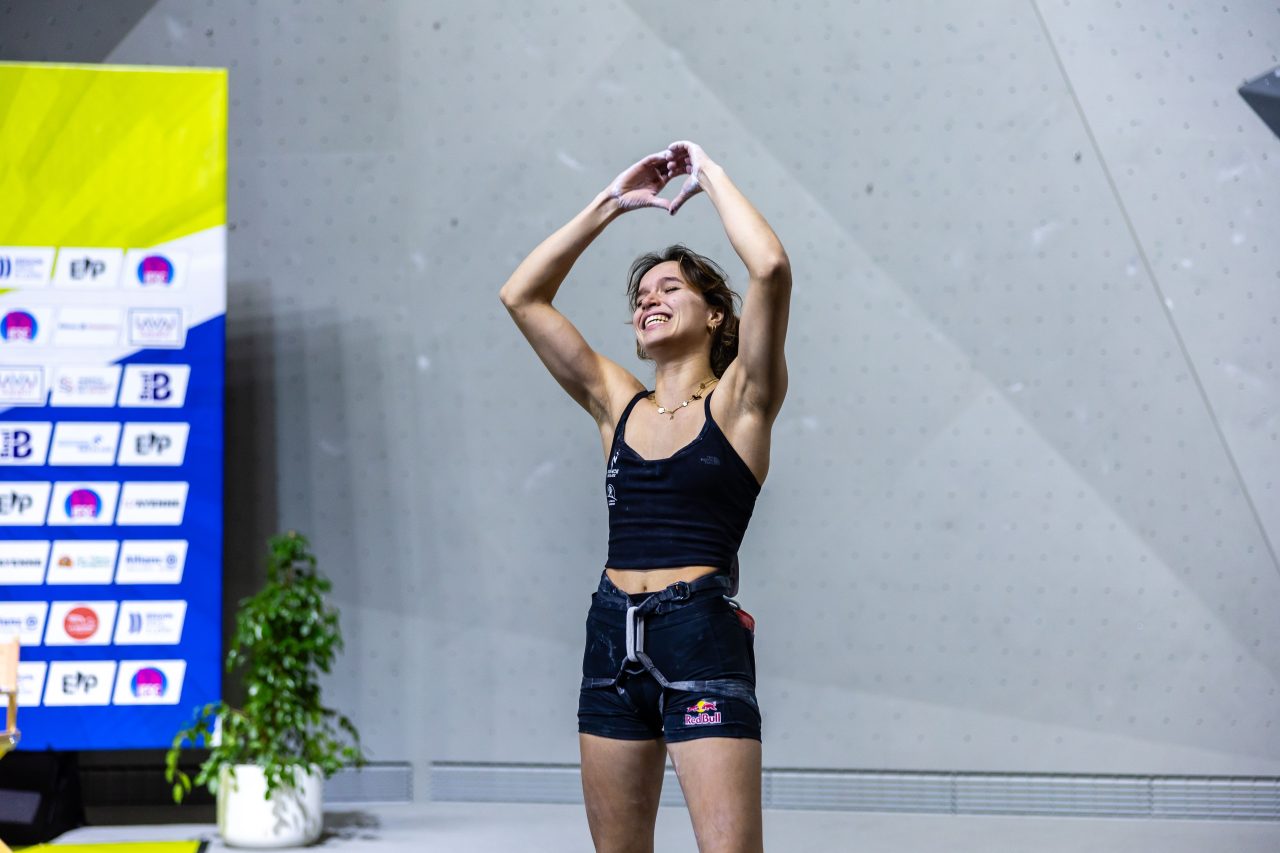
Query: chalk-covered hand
608 151 677 213
665 140 714 216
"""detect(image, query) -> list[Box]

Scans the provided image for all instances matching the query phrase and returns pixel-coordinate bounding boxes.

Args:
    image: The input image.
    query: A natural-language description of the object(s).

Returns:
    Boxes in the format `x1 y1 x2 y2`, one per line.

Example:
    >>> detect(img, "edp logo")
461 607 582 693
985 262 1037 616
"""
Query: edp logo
0 491 33 515
135 433 171 455
69 258 107 280
63 671 98 693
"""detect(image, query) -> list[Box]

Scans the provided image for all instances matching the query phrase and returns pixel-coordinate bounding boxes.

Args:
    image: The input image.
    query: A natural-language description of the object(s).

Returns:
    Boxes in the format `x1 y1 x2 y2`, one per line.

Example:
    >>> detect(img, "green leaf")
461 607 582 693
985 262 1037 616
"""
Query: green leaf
162 529 364 800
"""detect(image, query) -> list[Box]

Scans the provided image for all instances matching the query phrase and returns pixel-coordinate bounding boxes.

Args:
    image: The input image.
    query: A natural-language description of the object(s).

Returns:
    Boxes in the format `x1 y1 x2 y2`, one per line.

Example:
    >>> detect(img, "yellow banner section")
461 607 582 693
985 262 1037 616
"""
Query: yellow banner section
0 62 226 249
15 844 204 852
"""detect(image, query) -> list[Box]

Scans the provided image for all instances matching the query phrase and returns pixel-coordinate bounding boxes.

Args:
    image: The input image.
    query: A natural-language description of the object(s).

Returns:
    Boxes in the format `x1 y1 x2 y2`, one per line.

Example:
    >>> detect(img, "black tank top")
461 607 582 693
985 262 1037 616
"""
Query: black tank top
606 389 761 570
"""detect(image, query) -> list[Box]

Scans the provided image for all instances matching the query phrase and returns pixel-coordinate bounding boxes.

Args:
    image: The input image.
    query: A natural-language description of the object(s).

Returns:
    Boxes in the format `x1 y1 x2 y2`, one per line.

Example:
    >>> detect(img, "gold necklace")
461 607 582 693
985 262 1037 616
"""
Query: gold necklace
649 377 717 419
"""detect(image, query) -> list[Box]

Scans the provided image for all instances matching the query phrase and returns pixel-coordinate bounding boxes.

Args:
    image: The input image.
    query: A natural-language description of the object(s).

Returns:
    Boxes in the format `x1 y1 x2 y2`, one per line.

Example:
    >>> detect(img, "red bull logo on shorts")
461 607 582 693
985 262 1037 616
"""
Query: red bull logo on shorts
684 698 722 726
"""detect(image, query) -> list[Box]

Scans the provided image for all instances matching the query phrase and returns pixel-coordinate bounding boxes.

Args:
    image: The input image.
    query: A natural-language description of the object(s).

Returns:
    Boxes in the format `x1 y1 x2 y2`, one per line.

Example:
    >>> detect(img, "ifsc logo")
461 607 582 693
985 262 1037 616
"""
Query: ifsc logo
113 660 185 705
136 255 175 285
131 667 168 699
66 488 103 520
0 311 38 342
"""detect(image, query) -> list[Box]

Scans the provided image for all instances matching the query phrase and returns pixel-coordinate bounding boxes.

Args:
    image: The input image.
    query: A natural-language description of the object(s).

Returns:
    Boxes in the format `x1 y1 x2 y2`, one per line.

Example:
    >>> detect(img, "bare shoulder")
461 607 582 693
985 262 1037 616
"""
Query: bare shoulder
593 365 647 457
708 361 782 485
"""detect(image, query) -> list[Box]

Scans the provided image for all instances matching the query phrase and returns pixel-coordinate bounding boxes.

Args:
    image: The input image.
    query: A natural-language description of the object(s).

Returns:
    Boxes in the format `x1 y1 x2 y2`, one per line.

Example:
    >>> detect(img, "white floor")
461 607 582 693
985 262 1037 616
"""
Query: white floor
51 802 1280 852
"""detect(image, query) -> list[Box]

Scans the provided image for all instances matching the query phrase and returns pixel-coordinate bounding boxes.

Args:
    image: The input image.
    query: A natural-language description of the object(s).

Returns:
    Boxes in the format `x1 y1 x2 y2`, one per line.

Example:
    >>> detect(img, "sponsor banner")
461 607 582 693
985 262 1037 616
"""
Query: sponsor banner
44 601 118 646
0 307 53 345
52 248 124 289
0 247 55 286
123 249 188 290
113 659 186 705
44 660 117 706
115 540 187 585
50 364 122 407
17 661 48 706
0 422 52 465
46 540 119 585
46 481 120 526
118 364 190 408
48 422 121 466
0 601 49 645
127 307 186 348
0 540 52 585
117 422 189 466
113 600 186 645
53 306 123 347
115 481 188 525
0 481 53 525
0 365 46 405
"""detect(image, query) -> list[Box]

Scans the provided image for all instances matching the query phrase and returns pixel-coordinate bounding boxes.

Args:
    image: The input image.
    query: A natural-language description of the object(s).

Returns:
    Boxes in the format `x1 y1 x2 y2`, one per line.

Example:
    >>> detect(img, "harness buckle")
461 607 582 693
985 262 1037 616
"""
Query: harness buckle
625 605 645 662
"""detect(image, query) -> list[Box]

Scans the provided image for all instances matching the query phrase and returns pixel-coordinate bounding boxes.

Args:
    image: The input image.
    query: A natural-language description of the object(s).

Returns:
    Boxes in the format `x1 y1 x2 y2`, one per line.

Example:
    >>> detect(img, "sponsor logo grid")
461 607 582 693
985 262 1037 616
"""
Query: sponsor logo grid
2 248 199 711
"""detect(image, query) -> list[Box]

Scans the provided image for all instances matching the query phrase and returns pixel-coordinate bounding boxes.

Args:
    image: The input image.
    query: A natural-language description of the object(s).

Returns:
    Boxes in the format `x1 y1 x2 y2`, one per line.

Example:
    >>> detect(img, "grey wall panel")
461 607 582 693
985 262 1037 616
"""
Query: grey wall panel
5 0 1275 794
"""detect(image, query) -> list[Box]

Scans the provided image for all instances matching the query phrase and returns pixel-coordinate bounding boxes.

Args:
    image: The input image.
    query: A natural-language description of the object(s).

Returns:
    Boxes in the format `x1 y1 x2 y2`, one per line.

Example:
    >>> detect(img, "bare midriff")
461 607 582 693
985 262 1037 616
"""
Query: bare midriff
605 565 722 595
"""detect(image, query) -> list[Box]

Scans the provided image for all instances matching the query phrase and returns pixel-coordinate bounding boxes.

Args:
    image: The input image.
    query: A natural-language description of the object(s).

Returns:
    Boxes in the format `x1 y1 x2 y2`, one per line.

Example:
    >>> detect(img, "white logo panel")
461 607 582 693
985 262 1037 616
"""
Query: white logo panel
54 307 123 347
123 250 188 289
44 660 117 706
117 423 189 466
115 540 187 584
44 601 118 646
0 601 48 645
50 365 122 407
0 365 46 405
52 248 123 289
0 540 51 584
116 481 188 525
0 307 53 345
46 540 119 585
0 481 52 525
118 364 190 408
113 660 187 705
0 422 52 465
17 661 47 706
128 308 186 348
0 247 55 286
46 481 120 526
113 600 186 645
48 422 121 466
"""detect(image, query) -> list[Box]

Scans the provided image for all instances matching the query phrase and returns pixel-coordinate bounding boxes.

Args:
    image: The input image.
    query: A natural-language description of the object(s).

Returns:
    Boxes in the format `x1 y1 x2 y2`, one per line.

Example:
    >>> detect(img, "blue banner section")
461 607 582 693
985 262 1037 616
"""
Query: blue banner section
0 314 223 750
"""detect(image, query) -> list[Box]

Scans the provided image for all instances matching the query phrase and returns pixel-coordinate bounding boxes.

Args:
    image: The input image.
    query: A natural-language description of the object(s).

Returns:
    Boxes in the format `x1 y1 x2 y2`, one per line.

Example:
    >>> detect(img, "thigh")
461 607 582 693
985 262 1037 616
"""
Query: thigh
666 737 763 853
580 733 668 853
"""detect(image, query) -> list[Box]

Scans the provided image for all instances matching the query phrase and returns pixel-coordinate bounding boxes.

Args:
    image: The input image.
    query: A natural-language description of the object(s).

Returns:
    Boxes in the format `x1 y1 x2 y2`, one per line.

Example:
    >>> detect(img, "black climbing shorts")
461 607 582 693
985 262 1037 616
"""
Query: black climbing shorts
577 570 761 743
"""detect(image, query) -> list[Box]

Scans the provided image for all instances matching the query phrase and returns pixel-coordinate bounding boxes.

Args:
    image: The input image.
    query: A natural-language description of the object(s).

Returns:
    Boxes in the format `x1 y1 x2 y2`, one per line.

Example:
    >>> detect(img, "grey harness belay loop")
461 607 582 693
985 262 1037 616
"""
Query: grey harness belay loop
581 572 758 715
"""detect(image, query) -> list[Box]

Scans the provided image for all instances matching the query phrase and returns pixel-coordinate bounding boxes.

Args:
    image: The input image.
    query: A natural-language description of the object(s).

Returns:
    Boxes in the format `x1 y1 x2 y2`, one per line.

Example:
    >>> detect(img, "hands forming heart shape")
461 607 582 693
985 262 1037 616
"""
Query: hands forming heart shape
609 140 710 216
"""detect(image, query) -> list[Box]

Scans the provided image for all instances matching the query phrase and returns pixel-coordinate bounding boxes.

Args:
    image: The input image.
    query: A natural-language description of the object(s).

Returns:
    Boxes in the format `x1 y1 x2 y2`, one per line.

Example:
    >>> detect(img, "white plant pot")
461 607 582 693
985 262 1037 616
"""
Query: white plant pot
217 764 324 848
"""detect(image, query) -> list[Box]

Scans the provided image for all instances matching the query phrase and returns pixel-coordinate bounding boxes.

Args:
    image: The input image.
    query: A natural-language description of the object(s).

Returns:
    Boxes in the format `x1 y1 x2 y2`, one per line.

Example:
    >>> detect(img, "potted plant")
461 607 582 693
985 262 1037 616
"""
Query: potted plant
166 531 364 848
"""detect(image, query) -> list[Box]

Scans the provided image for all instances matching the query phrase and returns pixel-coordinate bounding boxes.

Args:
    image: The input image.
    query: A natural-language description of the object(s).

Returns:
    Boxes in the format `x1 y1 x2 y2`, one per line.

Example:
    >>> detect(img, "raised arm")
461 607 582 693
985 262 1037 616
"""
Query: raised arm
668 141 791 419
499 153 672 424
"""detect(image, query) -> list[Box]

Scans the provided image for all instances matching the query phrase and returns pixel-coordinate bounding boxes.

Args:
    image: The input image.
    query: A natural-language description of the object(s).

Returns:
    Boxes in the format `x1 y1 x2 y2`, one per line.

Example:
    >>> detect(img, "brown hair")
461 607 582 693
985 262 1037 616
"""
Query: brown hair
626 245 741 378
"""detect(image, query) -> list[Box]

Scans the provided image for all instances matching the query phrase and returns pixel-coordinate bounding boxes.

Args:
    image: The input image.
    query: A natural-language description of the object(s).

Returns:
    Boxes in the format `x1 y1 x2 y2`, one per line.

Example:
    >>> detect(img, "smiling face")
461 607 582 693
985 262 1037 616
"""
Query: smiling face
631 261 722 359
